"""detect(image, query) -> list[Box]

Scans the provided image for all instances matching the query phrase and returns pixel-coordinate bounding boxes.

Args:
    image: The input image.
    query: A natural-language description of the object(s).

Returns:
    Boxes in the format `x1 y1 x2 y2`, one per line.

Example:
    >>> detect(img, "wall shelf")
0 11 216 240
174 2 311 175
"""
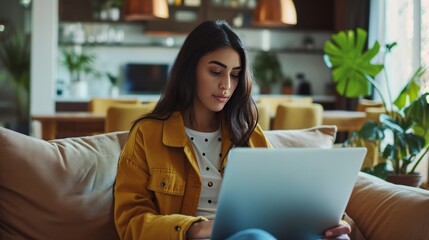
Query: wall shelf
58 42 324 55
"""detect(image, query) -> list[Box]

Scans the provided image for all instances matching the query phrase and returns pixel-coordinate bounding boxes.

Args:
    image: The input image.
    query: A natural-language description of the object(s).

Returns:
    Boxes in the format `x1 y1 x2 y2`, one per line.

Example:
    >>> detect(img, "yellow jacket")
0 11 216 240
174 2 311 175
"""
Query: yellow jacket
114 111 271 240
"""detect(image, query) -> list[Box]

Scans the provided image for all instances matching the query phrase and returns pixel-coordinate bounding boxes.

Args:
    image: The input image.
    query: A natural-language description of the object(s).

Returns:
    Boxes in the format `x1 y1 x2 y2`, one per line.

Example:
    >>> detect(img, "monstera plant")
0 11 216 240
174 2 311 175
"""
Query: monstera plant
324 28 429 187
323 28 384 99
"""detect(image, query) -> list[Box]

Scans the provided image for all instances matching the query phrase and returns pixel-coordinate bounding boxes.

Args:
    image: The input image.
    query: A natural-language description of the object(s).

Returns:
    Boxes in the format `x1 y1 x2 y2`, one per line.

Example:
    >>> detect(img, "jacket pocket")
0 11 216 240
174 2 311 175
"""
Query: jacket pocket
148 169 186 196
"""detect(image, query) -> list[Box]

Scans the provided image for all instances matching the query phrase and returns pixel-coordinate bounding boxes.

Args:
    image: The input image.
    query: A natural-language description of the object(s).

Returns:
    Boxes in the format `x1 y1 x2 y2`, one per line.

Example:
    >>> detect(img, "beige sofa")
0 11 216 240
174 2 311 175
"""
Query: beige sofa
1 126 429 240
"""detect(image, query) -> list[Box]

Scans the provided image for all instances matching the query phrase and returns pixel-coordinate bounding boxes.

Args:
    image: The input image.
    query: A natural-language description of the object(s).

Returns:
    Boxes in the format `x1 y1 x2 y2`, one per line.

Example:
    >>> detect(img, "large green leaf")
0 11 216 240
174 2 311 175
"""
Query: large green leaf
362 162 390 179
404 93 429 143
359 120 384 141
394 66 425 109
380 114 405 133
324 28 384 97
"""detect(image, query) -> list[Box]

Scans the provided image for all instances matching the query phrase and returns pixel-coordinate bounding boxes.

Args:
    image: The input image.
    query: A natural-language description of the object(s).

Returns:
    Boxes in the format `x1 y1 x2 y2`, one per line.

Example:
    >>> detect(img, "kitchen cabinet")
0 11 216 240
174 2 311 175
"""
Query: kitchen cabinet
59 0 339 33
59 0 98 22
144 5 205 34
59 0 124 22
293 0 335 31
206 0 336 31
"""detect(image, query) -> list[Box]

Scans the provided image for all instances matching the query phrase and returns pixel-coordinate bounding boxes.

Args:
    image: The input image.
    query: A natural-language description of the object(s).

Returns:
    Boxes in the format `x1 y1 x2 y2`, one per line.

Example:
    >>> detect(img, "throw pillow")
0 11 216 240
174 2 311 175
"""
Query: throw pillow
0 127 128 240
264 125 337 148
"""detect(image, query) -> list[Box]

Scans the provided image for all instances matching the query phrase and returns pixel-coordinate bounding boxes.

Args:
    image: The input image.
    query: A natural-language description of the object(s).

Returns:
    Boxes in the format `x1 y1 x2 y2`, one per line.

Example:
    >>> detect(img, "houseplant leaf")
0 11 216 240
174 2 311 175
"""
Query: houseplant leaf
0 32 31 122
359 120 385 141
362 162 389 179
380 114 405 133
394 66 425 109
324 28 384 97
60 46 98 83
404 93 429 142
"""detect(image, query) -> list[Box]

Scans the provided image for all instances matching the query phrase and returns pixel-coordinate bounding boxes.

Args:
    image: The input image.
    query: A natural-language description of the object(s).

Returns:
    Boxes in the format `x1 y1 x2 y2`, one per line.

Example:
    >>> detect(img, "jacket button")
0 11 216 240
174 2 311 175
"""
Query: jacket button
160 181 166 187
175 225 181 231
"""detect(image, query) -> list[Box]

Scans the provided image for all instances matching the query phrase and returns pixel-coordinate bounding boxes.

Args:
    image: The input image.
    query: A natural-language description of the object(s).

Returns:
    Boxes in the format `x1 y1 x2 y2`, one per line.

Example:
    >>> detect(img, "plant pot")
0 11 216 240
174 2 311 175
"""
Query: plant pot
282 86 293 95
109 85 119 98
385 173 423 187
259 84 271 94
109 8 120 21
70 81 88 98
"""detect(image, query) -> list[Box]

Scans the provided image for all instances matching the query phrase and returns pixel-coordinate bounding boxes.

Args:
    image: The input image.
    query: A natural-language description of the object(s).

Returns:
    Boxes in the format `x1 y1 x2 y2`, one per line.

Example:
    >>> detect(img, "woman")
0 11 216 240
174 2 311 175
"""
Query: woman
114 20 350 240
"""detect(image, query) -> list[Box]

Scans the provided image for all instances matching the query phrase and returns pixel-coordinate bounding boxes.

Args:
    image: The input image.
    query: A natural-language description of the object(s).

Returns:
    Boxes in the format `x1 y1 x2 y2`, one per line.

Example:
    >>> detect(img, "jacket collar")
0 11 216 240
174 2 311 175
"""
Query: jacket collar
162 111 188 147
163 111 234 174
162 111 233 149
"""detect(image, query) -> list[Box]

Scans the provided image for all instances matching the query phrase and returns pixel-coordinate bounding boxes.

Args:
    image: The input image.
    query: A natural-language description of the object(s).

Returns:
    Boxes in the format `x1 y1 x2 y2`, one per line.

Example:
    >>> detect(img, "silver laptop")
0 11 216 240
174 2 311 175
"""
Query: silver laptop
211 147 366 240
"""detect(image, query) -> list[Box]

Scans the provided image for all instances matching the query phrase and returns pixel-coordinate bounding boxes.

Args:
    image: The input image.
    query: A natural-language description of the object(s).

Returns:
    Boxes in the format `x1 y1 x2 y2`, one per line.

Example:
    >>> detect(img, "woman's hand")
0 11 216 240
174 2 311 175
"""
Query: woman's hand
323 220 351 240
187 220 213 239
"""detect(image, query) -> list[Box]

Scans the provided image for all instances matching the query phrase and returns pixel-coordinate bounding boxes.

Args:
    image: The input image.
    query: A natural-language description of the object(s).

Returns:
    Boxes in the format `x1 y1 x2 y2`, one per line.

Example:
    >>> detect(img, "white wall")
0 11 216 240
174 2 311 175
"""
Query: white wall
32 3 334 110
56 23 333 99
31 0 57 114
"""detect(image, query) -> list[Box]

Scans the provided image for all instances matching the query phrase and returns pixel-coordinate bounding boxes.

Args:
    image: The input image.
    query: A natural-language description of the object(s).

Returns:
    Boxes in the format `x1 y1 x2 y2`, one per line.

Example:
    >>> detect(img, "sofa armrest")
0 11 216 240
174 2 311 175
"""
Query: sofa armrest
346 172 429 239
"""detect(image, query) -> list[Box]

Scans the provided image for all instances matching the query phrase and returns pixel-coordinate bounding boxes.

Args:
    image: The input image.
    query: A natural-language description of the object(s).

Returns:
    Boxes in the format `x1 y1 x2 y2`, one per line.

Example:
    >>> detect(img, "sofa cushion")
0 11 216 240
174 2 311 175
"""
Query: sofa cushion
0 127 128 240
346 172 429 239
0 126 335 239
264 125 337 148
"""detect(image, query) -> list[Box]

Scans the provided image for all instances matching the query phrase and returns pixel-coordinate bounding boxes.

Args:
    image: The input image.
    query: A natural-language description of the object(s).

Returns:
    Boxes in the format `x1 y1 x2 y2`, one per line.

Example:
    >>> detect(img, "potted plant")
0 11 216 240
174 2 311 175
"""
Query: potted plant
106 72 119 97
0 31 30 133
60 46 99 97
323 28 429 187
252 51 283 94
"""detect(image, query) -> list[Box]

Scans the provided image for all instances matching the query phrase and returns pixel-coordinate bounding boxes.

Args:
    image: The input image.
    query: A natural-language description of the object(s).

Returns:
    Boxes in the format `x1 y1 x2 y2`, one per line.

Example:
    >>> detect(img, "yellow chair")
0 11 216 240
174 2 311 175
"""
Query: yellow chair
257 95 293 118
272 102 324 130
257 95 313 118
88 98 141 114
105 103 156 132
256 102 270 130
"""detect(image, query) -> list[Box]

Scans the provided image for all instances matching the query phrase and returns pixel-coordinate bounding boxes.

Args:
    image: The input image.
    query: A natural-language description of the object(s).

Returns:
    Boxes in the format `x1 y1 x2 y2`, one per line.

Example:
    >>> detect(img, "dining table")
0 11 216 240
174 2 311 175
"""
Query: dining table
322 110 367 134
32 112 105 141
32 110 367 141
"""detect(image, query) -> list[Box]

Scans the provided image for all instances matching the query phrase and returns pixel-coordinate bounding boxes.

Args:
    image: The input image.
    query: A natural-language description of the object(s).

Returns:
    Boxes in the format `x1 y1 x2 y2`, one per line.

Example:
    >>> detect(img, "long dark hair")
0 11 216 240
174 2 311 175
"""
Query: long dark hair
132 19 258 147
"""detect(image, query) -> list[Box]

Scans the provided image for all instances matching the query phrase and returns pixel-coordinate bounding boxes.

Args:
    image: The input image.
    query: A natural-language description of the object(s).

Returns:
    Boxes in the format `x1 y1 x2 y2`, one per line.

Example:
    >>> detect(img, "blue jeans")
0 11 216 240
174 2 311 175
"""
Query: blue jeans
226 229 277 240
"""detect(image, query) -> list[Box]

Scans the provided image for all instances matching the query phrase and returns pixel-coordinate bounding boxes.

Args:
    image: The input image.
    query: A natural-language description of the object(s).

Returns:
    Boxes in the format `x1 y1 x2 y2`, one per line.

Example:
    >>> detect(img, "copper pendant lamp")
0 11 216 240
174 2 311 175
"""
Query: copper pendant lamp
124 0 169 21
253 0 297 26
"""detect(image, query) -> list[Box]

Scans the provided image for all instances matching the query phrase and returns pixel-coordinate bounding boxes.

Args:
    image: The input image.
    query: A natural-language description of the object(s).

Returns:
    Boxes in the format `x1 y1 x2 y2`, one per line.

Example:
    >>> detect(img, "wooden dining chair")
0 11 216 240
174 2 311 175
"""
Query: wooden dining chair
104 102 156 132
88 98 141 114
272 102 324 130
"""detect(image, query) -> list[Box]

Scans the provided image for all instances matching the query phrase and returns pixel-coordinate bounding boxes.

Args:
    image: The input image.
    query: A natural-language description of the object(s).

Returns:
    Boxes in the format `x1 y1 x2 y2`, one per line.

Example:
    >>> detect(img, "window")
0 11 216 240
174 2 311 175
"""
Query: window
369 0 428 103
422 0 429 92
